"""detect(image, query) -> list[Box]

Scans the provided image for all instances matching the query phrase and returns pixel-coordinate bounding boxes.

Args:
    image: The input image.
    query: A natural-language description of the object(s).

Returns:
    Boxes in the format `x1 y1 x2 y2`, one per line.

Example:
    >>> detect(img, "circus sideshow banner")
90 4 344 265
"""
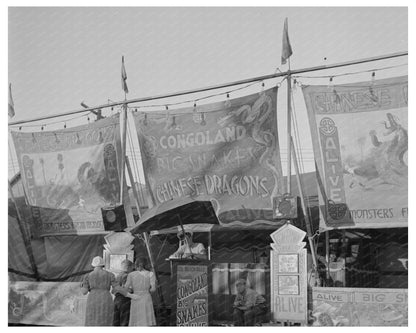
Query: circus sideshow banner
303 76 408 229
176 264 209 326
311 287 408 326
11 117 122 236
134 88 284 227
8 281 87 326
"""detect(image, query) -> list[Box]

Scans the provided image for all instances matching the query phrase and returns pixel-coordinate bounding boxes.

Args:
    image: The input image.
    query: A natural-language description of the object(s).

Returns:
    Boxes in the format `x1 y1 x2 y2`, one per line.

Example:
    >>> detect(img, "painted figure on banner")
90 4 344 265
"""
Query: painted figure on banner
344 113 407 191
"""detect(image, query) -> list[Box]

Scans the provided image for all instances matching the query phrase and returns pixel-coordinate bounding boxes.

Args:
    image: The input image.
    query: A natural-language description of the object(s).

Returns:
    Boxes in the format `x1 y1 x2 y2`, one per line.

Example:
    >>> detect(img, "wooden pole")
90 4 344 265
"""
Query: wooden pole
125 156 142 217
126 155 156 272
125 156 165 306
8 51 407 126
286 75 292 193
290 137 318 270
325 231 330 281
8 181 40 281
119 105 128 204
208 230 212 260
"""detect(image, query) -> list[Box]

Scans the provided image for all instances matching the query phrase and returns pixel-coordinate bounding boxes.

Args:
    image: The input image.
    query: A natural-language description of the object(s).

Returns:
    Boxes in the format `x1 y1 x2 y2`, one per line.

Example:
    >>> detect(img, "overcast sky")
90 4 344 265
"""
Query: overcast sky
7 7 408 178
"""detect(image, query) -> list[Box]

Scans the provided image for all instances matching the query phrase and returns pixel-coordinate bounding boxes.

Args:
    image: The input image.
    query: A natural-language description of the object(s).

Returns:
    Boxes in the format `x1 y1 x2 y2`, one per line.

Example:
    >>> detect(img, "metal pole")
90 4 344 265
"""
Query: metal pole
8 181 40 281
119 105 128 204
8 51 407 126
290 137 317 270
286 75 292 193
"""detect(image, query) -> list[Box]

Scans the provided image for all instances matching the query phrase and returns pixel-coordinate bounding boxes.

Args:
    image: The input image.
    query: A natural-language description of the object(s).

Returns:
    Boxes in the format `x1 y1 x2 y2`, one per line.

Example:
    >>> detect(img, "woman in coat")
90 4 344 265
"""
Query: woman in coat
124 257 156 326
81 256 116 326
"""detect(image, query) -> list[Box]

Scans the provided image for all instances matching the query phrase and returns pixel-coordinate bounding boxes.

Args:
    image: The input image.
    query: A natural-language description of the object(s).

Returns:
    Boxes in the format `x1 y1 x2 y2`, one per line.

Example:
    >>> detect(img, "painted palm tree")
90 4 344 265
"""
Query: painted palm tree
39 157 47 185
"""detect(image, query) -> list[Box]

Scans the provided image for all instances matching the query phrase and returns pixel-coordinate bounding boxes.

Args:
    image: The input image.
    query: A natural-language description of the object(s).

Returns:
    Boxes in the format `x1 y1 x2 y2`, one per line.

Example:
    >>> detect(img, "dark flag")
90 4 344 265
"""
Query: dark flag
281 18 293 65
9 83 15 118
121 56 129 94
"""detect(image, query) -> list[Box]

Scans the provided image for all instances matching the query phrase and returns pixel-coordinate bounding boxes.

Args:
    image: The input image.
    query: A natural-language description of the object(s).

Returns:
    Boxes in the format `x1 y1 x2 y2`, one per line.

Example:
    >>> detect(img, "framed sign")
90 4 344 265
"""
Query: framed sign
278 275 299 295
278 254 298 273
103 250 134 274
270 224 308 324
109 254 128 271
171 260 212 326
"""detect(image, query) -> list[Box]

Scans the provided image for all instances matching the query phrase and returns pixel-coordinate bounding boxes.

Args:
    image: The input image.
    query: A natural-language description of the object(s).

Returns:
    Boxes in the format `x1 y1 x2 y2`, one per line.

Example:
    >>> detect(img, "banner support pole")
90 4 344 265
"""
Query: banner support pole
286 74 292 193
125 156 166 309
325 230 330 282
290 136 318 270
119 105 128 204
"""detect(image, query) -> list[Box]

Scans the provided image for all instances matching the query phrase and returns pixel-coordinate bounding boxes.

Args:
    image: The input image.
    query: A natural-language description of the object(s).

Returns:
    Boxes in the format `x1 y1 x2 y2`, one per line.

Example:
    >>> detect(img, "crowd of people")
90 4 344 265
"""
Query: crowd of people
81 256 156 326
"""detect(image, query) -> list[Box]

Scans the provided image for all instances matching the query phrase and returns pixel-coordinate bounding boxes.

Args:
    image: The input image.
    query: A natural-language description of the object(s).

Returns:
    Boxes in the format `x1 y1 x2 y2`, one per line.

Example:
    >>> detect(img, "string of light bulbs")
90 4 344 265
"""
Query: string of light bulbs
8 61 406 131
292 63 407 79
125 77 285 113
9 112 92 131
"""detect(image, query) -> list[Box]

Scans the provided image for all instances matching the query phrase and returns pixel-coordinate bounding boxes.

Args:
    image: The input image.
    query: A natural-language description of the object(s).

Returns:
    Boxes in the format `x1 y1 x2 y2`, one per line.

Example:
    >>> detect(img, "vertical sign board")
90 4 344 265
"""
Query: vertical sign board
302 76 408 229
270 224 308 324
172 261 211 326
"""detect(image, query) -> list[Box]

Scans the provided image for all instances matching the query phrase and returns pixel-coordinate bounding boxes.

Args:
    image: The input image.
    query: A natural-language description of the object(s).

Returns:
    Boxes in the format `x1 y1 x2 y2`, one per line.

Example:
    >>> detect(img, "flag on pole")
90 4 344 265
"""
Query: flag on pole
281 17 293 65
121 56 129 94
8 83 15 118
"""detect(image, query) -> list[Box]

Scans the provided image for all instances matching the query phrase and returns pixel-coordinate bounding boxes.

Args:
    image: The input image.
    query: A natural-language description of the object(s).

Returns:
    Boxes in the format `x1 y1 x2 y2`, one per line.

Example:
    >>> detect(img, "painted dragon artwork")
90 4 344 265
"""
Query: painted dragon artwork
345 112 408 191
138 92 282 218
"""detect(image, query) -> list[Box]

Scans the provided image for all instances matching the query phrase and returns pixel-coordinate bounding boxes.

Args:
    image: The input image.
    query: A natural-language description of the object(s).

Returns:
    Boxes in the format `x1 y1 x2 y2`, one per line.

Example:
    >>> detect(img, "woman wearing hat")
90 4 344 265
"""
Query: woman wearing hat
81 256 116 326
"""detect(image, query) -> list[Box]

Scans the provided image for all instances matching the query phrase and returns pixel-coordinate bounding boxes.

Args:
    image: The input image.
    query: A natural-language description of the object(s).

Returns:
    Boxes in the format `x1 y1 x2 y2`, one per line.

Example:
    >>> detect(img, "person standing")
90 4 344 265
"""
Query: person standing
112 259 134 326
81 256 116 326
124 257 156 326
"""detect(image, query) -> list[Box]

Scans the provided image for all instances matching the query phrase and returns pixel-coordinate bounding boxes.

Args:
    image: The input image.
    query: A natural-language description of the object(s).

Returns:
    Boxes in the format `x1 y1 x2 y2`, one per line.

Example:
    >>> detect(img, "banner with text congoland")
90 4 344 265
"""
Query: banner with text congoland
11 116 122 236
134 88 284 227
303 76 408 229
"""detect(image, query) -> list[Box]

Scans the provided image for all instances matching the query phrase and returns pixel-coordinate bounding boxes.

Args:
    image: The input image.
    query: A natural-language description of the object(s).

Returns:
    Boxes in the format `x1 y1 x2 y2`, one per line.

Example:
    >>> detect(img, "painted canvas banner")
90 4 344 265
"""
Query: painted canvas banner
311 287 408 326
134 88 284 227
11 117 122 236
303 76 408 229
176 264 209 326
8 281 87 326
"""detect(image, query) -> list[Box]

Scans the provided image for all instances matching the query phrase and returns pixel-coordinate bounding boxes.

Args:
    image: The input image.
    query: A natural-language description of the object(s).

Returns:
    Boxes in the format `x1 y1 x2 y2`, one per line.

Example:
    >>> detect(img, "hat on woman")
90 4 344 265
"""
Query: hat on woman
91 256 105 267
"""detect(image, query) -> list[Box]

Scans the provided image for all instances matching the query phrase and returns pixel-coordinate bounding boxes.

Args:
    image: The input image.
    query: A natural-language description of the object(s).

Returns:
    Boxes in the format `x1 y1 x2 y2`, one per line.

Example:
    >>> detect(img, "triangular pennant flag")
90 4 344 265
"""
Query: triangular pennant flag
121 56 129 94
8 83 15 118
281 17 293 65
